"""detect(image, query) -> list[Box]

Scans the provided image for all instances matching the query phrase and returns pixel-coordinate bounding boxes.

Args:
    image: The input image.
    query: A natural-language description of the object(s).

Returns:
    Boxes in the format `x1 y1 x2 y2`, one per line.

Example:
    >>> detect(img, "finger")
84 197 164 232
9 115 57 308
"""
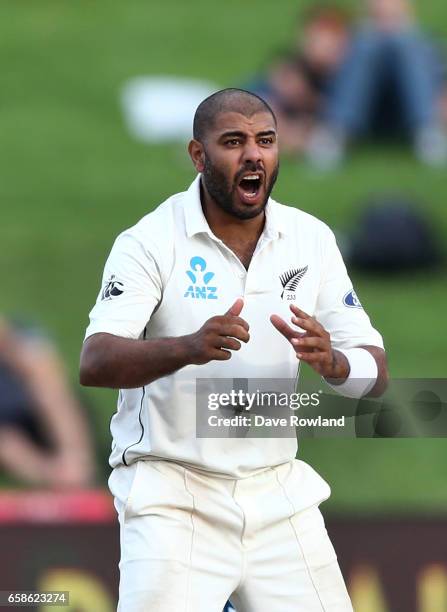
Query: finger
291 336 327 351
270 314 301 341
225 298 244 317
295 351 332 364
289 304 311 319
219 324 250 343
212 315 249 332
212 348 232 361
219 337 242 351
229 316 250 332
291 315 323 336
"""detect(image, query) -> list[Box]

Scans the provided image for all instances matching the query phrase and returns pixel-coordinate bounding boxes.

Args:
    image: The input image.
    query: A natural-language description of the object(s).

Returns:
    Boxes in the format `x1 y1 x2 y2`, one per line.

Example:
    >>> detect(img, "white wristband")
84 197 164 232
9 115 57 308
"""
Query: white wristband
325 348 378 399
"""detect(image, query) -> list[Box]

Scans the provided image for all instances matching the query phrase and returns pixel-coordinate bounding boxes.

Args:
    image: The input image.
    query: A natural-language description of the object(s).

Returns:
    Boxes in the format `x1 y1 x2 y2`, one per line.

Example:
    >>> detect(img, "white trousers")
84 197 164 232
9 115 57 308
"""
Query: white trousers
109 459 353 612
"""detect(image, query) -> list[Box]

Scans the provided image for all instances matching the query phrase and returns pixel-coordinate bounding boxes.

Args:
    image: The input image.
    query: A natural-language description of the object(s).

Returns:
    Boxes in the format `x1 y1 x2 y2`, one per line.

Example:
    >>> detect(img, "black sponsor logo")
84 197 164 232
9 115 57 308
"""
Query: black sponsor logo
101 275 124 300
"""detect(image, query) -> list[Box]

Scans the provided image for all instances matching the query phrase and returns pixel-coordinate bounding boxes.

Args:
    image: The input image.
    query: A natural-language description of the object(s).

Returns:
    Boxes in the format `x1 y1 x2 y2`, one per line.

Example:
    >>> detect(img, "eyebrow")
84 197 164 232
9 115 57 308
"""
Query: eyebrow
257 130 277 138
218 129 277 140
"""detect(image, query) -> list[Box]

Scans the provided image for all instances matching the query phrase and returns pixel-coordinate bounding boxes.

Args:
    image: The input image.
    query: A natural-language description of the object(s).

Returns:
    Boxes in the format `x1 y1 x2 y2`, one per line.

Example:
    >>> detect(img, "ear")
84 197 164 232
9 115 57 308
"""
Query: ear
188 139 205 173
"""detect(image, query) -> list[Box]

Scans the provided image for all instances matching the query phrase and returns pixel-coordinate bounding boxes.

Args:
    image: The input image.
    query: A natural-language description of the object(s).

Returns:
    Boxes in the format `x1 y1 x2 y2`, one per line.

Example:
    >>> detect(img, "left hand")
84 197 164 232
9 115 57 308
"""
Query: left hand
270 304 350 380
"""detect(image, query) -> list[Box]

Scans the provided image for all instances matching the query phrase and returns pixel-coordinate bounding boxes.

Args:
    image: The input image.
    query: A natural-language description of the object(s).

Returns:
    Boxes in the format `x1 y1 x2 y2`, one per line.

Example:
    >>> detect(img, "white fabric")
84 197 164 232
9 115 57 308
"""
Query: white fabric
326 347 379 399
84 174 384 478
109 458 353 612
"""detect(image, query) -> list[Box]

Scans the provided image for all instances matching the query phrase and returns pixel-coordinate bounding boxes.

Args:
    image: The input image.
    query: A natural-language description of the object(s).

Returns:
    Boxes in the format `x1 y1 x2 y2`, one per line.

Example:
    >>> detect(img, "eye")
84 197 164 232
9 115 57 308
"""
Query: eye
225 138 241 147
259 137 274 145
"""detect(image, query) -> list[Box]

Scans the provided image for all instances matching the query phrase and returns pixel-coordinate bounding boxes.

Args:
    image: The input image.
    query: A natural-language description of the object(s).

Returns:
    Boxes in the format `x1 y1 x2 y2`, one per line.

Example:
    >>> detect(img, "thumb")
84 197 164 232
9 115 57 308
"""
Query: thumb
225 298 244 317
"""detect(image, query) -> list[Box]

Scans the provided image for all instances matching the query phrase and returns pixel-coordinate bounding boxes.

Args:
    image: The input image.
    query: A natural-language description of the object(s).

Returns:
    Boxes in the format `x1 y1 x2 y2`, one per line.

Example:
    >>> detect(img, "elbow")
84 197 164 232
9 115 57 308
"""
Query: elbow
79 333 121 389
79 364 93 387
368 370 389 398
368 356 389 398
79 341 103 387
79 359 96 387
379 367 390 395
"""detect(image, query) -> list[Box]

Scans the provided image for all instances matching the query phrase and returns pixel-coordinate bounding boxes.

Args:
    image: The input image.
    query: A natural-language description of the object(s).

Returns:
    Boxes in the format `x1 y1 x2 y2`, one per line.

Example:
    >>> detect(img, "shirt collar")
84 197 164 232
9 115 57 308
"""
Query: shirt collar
184 175 213 238
184 174 289 239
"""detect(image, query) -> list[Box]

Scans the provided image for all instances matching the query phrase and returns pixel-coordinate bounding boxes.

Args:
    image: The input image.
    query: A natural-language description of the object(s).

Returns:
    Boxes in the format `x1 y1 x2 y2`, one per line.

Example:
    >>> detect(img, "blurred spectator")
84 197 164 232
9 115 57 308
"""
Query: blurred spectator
308 0 447 168
297 4 351 99
0 318 95 488
246 6 349 155
247 52 318 154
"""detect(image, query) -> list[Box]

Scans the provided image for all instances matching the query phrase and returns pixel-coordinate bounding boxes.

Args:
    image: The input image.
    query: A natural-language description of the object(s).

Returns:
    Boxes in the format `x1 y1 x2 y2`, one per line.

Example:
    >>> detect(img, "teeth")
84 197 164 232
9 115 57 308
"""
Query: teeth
243 174 259 180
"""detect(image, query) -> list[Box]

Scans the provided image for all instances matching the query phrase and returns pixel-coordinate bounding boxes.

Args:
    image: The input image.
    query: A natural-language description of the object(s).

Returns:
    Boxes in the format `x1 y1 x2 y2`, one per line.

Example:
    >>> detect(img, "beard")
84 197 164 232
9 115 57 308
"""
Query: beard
201 156 279 220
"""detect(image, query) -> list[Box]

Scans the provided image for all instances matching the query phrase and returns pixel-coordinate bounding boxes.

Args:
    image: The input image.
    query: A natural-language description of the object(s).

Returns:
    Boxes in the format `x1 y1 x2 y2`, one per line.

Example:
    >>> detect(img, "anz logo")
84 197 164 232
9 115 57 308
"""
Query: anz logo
184 256 218 300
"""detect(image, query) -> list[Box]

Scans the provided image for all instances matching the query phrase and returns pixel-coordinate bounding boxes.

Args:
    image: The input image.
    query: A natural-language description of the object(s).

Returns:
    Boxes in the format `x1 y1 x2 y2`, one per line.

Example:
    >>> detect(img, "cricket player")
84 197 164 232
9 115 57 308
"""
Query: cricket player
80 88 388 611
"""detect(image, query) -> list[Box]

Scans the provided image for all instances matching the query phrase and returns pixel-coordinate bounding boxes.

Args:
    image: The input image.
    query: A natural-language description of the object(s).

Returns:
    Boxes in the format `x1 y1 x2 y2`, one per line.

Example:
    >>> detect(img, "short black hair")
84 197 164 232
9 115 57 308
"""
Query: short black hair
193 88 277 142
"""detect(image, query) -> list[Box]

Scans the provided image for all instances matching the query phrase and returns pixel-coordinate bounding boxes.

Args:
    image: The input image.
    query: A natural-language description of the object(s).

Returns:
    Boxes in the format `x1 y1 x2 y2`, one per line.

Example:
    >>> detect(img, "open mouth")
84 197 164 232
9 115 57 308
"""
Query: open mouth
237 173 263 203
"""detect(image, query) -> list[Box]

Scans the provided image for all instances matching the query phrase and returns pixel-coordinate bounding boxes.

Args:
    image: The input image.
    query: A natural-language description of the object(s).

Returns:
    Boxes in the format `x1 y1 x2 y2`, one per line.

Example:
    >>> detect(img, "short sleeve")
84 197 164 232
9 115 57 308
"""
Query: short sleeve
84 231 162 341
314 228 384 350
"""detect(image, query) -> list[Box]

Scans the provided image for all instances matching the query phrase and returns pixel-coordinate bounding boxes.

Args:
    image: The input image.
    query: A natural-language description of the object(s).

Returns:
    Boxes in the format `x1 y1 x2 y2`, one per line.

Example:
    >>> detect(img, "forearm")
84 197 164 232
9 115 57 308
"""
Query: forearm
323 349 350 385
80 332 192 389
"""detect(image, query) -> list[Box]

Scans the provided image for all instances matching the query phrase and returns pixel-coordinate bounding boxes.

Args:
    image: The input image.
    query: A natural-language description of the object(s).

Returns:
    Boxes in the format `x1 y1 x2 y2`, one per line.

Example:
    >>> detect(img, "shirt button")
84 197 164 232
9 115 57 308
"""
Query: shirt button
238 271 245 278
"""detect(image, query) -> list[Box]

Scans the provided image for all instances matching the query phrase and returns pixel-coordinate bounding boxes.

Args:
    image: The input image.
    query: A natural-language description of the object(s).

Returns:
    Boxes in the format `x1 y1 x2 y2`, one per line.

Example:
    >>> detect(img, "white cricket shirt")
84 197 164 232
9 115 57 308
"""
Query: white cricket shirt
85 175 383 487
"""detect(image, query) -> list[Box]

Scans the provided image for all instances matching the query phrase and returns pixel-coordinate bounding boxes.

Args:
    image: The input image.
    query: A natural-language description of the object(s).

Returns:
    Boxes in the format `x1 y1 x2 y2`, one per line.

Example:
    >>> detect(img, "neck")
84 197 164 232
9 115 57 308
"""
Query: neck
199 179 266 245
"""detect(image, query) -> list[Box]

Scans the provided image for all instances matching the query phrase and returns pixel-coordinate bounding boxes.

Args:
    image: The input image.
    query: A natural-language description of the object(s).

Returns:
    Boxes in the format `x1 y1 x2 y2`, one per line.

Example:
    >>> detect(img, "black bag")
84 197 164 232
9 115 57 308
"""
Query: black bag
348 196 442 271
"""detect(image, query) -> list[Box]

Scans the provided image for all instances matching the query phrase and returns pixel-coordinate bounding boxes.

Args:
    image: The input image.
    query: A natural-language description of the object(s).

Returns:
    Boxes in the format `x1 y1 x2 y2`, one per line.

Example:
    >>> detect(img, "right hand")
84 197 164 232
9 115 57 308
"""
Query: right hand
186 298 250 365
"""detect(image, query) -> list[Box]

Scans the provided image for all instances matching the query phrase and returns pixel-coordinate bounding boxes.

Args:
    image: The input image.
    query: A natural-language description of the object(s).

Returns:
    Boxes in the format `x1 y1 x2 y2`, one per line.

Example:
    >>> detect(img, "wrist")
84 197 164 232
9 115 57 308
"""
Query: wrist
325 349 350 383
175 335 197 367
325 347 378 399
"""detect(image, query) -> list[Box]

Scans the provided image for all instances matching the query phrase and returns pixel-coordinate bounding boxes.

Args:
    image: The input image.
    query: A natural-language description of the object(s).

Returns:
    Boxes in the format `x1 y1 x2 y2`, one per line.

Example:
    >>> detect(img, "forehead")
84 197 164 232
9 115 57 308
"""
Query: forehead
210 111 276 136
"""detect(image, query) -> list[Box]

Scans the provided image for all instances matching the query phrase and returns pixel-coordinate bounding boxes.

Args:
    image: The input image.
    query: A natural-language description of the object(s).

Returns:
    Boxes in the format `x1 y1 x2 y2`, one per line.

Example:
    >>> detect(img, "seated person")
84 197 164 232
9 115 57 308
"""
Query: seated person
308 0 447 167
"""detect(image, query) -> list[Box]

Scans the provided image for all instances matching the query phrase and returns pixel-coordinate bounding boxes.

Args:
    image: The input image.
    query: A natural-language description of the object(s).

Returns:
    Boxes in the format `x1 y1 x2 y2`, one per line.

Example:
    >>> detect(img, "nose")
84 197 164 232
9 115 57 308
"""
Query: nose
241 139 263 167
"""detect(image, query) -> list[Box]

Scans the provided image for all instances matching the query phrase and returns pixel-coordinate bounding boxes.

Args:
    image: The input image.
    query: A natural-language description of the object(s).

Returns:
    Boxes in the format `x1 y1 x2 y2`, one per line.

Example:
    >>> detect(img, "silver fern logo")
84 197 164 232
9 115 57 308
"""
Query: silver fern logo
279 266 308 299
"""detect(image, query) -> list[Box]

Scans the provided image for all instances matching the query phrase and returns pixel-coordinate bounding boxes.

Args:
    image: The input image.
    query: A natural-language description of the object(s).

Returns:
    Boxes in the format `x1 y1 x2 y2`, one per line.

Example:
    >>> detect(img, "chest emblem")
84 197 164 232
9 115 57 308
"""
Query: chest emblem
279 266 308 299
184 256 218 300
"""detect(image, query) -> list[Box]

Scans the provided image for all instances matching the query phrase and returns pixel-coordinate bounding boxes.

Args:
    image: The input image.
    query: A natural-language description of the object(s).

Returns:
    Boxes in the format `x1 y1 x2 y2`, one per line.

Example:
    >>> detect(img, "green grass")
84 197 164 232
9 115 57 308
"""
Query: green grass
0 0 446 511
